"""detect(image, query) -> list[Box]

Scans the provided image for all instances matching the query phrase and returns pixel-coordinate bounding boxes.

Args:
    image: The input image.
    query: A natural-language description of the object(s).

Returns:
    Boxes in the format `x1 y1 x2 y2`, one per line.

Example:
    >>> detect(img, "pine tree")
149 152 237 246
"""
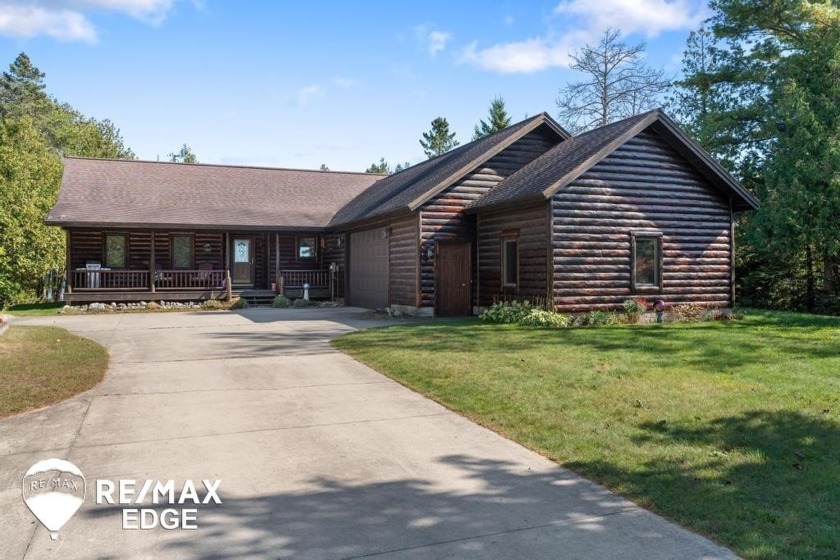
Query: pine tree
672 0 840 312
472 97 511 140
667 27 769 181
365 157 390 174
419 117 459 158
0 52 48 119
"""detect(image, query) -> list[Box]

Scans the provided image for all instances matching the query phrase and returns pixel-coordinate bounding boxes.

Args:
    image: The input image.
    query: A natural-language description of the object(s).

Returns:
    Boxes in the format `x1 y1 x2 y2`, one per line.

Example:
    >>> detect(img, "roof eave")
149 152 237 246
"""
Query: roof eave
467 193 547 215
327 205 413 231
45 220 330 232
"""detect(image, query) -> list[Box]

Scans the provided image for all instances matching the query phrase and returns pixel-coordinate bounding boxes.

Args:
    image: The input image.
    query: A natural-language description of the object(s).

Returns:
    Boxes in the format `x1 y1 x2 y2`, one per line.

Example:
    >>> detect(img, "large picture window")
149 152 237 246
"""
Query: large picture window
297 236 317 260
631 234 662 292
172 235 193 269
502 237 519 288
104 234 126 268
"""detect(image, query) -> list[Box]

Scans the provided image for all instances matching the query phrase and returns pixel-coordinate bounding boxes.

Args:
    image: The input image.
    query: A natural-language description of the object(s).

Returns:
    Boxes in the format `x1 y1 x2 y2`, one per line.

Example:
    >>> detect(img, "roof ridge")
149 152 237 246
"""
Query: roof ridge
63 155 387 177
470 107 758 212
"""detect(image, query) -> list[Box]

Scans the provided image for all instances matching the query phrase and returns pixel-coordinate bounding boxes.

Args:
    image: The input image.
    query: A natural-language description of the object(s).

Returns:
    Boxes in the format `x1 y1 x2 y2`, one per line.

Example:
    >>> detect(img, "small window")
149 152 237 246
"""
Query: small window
502 238 518 287
632 236 661 291
105 234 126 268
297 236 317 260
172 235 193 269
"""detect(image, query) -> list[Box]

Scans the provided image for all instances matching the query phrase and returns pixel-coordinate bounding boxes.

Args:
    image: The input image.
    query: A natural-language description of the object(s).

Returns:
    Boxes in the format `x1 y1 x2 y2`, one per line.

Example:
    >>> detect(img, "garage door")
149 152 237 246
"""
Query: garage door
349 229 389 309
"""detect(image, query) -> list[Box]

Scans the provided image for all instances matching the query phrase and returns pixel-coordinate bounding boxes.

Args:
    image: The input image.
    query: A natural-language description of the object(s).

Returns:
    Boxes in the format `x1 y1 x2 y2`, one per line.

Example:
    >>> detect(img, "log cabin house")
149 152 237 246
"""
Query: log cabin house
46 109 759 315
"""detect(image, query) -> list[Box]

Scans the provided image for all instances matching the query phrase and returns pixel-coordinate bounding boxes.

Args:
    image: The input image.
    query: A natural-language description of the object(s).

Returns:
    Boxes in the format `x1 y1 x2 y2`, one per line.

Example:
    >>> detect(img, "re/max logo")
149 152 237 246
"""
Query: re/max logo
95 479 221 530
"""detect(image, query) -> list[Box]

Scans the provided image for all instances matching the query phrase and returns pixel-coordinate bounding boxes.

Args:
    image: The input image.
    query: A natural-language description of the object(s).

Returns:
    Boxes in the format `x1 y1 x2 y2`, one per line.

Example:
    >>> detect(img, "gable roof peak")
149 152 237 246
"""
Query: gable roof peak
472 107 759 212
329 111 569 227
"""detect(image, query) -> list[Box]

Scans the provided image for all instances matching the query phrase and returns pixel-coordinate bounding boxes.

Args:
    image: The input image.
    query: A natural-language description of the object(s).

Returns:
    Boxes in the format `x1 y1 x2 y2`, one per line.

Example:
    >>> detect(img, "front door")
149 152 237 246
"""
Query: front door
436 242 471 316
231 237 253 286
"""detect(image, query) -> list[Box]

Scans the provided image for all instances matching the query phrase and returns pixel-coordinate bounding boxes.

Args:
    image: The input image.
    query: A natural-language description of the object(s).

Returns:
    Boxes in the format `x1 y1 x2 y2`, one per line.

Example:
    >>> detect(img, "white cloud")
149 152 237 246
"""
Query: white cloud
0 0 179 42
459 31 589 74
461 0 707 74
553 0 708 37
296 84 324 104
427 30 451 57
0 5 96 42
333 77 359 90
76 0 174 22
413 25 451 58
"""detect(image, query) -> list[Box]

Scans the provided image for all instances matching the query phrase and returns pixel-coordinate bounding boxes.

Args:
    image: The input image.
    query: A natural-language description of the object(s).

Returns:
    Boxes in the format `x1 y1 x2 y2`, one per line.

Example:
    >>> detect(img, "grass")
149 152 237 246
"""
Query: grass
333 310 840 560
0 326 109 418
4 302 65 316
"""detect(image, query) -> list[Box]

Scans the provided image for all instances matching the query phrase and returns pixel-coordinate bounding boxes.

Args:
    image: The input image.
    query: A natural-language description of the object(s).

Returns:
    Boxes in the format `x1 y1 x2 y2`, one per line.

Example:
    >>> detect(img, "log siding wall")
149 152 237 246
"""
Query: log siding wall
550 130 733 312
389 214 419 307
420 127 559 308
70 230 227 271
477 204 549 308
70 230 326 291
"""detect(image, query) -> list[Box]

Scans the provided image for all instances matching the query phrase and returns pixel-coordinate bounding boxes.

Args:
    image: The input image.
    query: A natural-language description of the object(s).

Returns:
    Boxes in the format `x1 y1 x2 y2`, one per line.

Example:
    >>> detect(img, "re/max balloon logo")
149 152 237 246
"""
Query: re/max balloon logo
22 459 222 538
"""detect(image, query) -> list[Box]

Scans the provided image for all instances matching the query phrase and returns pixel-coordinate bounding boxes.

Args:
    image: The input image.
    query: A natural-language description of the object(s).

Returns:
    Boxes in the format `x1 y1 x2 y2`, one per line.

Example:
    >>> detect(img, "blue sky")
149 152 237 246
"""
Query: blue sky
0 1 709 171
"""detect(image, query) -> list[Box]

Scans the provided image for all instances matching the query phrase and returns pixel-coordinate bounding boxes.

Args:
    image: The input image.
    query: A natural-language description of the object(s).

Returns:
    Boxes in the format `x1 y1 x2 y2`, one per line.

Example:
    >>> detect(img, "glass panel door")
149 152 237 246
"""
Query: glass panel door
231 237 253 285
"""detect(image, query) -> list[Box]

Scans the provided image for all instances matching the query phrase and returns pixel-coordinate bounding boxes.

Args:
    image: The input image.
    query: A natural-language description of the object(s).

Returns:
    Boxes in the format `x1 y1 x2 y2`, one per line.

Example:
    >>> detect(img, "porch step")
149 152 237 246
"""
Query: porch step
235 290 276 307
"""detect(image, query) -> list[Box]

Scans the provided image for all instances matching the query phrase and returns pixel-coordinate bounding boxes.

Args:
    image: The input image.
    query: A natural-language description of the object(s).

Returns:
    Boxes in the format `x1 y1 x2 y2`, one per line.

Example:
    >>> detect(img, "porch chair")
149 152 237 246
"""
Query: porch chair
193 262 217 288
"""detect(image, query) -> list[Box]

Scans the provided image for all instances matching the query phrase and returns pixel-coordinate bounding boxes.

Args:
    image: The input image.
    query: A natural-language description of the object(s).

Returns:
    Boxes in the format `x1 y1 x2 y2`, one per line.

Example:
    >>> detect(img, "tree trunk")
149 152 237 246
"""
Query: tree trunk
805 242 815 311
824 249 837 297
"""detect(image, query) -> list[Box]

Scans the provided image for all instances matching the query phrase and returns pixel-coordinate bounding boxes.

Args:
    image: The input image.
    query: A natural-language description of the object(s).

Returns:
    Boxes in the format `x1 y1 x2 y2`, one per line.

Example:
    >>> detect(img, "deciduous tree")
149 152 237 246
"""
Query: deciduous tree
556 28 670 132
168 144 198 163
0 52 135 303
0 118 63 305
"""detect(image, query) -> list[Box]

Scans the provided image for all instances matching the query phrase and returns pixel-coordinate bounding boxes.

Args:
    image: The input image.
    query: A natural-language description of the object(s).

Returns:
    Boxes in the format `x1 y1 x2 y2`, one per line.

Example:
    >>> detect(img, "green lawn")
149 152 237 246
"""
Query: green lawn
0 326 109 418
4 302 65 316
333 310 840 560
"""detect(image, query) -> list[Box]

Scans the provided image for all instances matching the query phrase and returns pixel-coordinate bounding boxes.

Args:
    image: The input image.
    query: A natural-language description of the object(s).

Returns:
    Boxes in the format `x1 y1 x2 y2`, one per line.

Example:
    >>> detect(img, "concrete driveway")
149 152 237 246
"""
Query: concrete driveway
1 309 735 559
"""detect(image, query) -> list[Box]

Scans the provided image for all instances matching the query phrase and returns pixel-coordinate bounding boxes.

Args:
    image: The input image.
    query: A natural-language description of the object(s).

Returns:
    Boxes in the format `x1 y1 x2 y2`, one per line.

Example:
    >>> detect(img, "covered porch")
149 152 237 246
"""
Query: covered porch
62 228 345 303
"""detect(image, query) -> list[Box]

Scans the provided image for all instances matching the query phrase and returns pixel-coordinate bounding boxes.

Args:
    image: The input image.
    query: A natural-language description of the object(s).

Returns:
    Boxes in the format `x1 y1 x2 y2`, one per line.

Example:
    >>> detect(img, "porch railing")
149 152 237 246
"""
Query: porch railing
71 269 225 291
155 269 226 290
71 269 150 291
280 270 330 288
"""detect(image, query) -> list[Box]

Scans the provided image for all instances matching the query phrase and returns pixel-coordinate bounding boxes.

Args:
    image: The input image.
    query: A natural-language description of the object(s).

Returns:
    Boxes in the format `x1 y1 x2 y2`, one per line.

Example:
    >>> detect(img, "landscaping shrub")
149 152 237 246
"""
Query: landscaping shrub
292 298 314 308
622 298 648 323
201 299 224 310
229 297 249 310
518 309 570 328
272 294 292 308
670 303 706 322
479 300 533 324
572 310 622 327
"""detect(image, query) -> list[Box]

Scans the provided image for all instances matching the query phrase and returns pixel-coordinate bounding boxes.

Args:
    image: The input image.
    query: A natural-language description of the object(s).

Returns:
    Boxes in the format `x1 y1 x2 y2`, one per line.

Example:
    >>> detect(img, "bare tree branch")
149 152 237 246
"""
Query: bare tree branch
556 28 672 133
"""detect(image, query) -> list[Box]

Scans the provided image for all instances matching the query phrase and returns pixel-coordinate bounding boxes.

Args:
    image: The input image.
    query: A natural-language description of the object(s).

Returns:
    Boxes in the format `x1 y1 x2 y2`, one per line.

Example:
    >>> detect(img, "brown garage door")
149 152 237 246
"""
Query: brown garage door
349 229 389 309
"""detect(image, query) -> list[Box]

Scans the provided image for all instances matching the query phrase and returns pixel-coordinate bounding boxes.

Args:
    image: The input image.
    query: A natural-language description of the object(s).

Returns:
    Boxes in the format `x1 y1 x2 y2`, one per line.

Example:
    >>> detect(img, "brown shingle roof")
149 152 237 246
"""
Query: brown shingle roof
328 113 569 227
47 158 383 230
472 110 760 212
